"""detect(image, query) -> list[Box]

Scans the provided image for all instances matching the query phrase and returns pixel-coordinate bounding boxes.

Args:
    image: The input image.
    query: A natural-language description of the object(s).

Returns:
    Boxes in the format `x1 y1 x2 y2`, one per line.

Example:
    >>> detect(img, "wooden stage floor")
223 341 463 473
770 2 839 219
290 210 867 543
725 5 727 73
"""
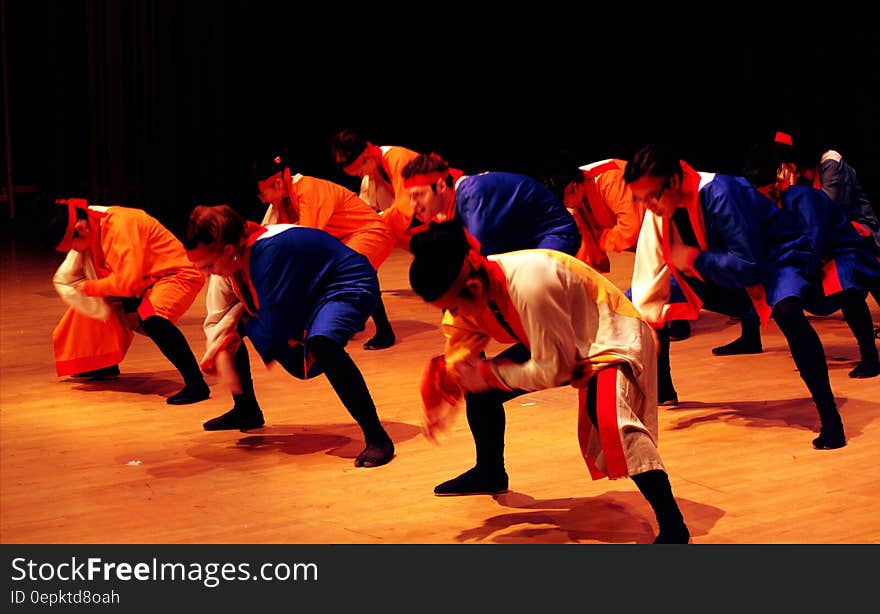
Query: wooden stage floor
2 240 879 545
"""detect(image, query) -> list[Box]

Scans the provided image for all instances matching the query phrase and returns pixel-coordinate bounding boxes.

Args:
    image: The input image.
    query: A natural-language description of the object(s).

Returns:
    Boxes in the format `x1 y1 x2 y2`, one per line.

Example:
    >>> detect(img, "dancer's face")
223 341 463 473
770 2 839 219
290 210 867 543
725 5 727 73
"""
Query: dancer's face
431 274 489 319
630 174 678 218
409 179 453 223
257 171 287 207
69 219 92 251
562 182 586 211
343 150 378 178
186 243 240 277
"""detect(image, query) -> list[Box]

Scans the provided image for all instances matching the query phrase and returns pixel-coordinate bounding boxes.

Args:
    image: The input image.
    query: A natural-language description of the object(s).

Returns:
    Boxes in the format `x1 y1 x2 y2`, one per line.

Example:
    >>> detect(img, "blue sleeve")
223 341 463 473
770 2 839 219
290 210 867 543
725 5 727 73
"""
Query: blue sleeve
692 178 764 288
787 188 831 260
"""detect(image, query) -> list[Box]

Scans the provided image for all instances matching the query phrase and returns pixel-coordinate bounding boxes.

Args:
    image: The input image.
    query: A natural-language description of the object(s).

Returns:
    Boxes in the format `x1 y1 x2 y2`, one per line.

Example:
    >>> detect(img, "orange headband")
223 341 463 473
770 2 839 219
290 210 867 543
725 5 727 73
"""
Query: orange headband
54 198 90 252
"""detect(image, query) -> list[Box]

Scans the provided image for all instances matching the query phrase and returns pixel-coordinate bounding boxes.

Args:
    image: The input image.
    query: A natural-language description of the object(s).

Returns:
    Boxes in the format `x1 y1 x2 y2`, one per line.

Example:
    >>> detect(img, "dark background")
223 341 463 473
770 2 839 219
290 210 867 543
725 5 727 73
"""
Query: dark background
2 1 879 238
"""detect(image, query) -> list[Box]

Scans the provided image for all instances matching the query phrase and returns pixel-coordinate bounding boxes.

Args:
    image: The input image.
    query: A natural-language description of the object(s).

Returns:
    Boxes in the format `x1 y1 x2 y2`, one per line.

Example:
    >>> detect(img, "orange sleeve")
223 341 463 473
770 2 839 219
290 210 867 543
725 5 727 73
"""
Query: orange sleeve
294 176 340 230
81 207 194 298
384 146 420 214
594 168 643 253
382 206 418 251
82 211 147 297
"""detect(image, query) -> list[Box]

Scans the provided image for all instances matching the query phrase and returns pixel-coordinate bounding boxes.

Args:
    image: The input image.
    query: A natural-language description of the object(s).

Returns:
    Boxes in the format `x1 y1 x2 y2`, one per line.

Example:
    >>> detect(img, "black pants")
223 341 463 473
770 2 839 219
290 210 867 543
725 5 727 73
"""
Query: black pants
465 344 608 471
275 335 388 442
658 284 837 418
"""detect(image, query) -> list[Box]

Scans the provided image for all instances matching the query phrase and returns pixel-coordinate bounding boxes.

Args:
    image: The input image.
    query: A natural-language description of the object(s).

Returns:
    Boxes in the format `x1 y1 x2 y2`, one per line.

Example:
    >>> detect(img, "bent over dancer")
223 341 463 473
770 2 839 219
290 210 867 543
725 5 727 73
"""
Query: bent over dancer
185 205 394 467
410 219 689 544
45 197 209 405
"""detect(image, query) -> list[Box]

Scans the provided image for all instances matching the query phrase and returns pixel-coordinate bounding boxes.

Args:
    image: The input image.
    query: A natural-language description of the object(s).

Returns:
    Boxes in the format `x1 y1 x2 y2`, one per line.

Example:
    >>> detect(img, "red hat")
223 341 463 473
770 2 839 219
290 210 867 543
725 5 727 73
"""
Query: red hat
774 131 793 146
54 198 89 252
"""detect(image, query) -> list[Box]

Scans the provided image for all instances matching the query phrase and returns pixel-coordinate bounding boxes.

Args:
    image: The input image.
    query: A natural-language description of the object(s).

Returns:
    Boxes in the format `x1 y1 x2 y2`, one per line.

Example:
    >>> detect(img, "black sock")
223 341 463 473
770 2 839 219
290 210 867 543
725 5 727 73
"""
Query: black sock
232 391 260 413
465 391 510 474
141 315 205 386
631 469 687 535
772 297 839 426
657 325 676 400
232 341 257 397
739 316 761 344
371 295 394 337
839 289 880 365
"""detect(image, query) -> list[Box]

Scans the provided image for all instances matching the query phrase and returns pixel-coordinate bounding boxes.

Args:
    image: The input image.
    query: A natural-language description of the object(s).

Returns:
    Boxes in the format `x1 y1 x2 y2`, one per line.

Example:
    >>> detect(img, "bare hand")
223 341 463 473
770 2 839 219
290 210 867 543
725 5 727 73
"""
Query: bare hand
454 358 490 393
670 243 700 277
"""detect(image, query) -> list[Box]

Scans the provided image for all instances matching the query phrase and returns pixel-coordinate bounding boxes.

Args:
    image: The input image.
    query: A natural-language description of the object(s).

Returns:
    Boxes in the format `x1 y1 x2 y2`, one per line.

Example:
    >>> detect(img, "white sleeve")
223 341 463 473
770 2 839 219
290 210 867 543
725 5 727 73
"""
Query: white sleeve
202 274 245 361
261 204 278 225
630 211 672 328
492 259 579 391
52 250 112 321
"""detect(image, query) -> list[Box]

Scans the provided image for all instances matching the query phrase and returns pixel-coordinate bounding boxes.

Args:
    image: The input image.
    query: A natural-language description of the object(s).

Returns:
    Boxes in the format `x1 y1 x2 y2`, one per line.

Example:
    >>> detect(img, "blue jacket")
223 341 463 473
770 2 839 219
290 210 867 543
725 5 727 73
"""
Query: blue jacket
781 185 880 314
454 172 581 256
243 226 379 367
692 175 816 307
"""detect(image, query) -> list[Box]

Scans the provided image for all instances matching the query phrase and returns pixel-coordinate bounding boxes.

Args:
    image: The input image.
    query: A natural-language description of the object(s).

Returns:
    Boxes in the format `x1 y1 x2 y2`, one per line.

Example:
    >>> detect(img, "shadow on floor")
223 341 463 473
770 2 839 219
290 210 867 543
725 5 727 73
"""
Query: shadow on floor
446 490 722 545
663 396 878 442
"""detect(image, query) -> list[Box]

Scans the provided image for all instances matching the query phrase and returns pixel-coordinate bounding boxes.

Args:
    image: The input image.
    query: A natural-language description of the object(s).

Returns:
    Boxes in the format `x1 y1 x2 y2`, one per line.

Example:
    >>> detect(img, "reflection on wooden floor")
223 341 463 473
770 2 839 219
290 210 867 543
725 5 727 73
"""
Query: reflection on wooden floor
2 240 879 544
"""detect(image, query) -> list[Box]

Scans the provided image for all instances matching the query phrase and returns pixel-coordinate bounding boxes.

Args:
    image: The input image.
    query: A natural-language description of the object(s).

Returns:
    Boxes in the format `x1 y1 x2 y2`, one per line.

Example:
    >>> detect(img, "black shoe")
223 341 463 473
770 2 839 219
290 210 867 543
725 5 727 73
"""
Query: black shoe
667 320 691 342
658 385 679 407
363 330 396 350
355 437 395 468
167 380 211 405
434 466 509 496
812 427 846 450
71 365 120 380
653 523 691 544
711 336 763 356
203 406 265 431
658 394 679 407
848 361 880 379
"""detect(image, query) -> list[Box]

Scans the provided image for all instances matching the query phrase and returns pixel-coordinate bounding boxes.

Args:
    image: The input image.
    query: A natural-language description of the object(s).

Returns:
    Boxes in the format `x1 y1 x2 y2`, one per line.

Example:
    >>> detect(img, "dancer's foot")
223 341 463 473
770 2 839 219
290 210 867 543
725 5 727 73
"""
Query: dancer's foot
848 361 880 379
71 365 120 380
658 383 679 407
667 320 691 342
363 330 396 350
711 336 762 356
434 466 509 496
812 426 846 450
203 406 265 431
167 380 211 405
653 522 691 544
355 436 395 467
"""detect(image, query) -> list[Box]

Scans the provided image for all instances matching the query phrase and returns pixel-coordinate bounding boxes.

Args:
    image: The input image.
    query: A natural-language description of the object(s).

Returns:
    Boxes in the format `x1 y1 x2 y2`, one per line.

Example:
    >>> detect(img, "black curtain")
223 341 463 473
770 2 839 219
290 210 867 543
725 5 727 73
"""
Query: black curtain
5 4 880 239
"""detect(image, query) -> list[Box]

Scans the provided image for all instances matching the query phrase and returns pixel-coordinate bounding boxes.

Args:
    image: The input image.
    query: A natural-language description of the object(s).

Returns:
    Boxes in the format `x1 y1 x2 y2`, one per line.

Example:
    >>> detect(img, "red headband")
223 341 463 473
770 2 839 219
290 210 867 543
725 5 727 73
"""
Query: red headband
403 171 453 189
342 143 384 175
54 198 90 252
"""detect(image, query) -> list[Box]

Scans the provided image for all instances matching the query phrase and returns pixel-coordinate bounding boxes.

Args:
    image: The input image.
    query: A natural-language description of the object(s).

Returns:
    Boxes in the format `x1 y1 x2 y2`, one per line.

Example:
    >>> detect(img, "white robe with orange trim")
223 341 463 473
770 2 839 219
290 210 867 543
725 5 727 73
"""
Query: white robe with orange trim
440 249 663 479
